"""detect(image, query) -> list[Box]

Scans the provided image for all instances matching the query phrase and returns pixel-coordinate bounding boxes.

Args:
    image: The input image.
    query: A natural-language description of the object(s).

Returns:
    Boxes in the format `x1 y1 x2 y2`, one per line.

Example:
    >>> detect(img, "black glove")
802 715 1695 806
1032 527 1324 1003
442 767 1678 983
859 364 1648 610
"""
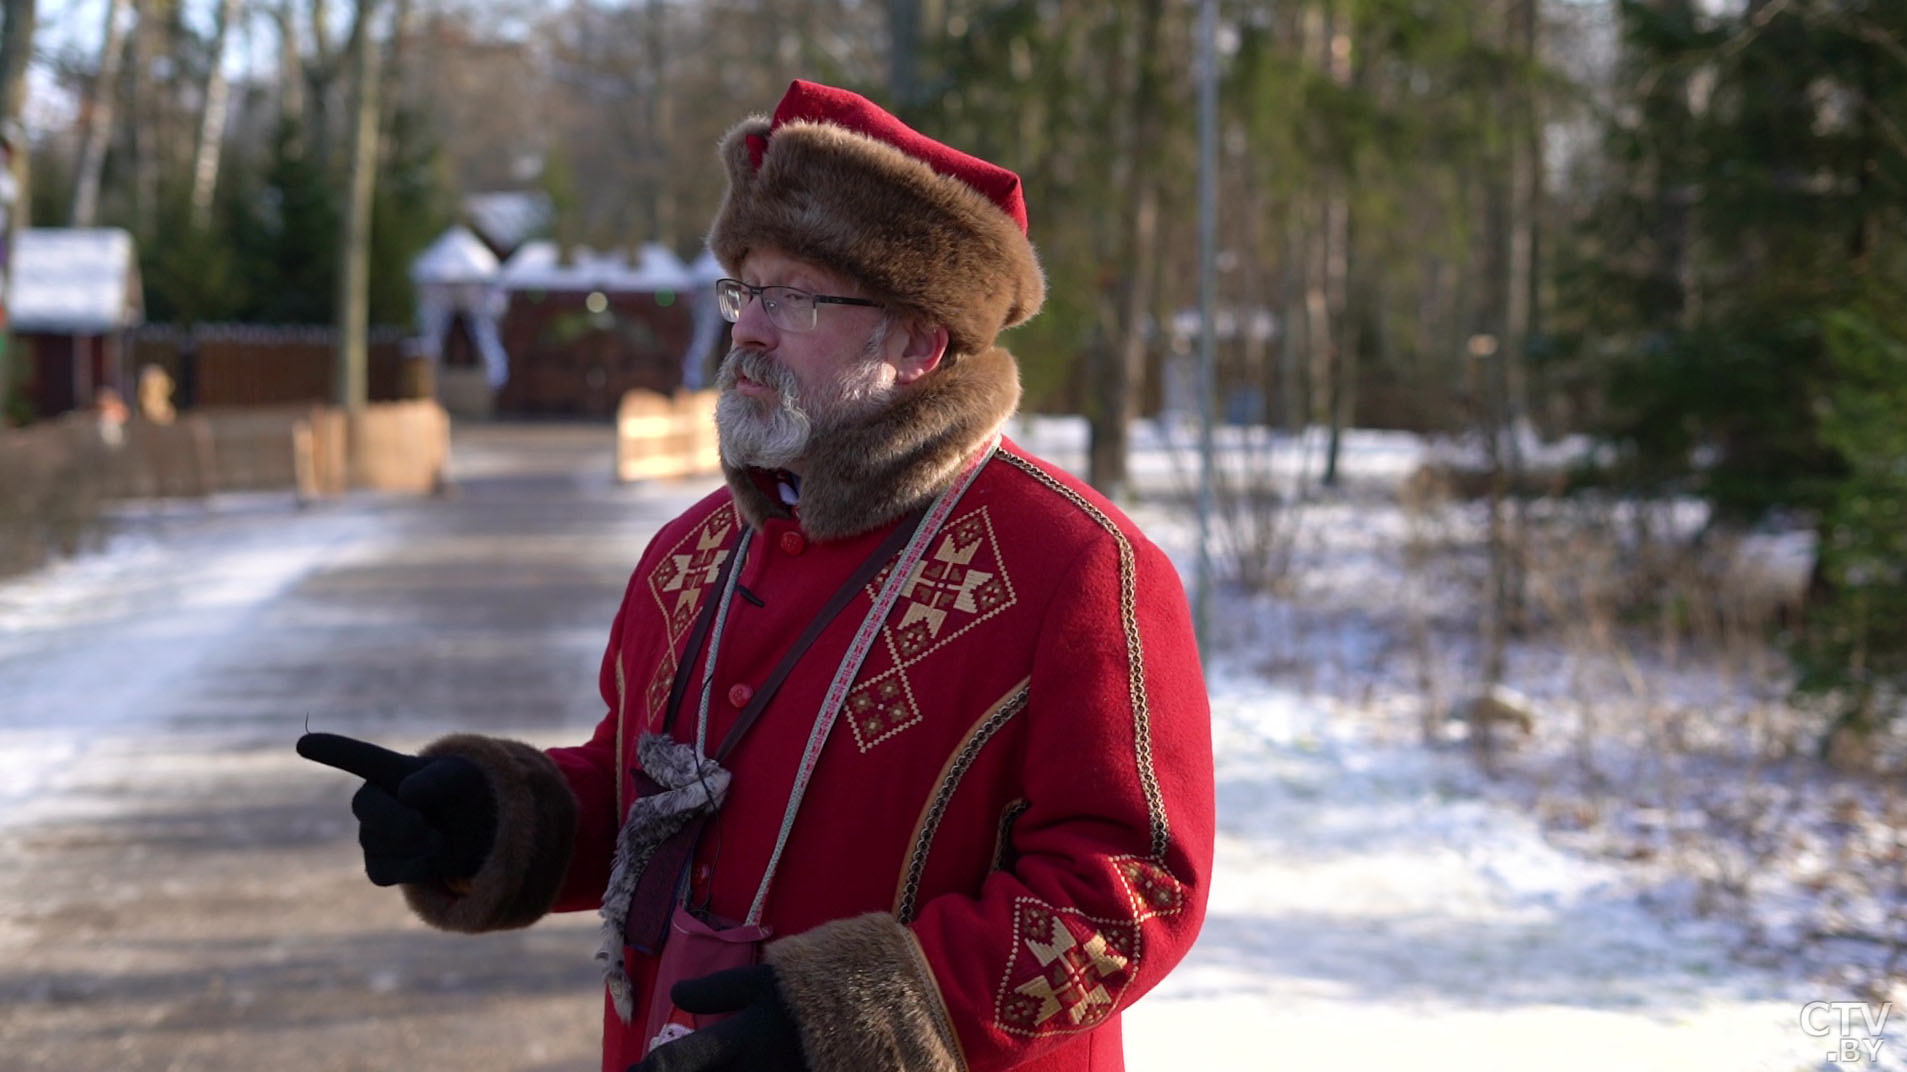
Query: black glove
629 964 808 1072
296 732 497 887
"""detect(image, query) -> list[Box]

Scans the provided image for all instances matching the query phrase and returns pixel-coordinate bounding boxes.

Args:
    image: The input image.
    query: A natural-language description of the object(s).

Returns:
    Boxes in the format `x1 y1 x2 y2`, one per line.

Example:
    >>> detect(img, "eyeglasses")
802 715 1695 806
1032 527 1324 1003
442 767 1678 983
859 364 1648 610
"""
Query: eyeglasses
715 278 882 334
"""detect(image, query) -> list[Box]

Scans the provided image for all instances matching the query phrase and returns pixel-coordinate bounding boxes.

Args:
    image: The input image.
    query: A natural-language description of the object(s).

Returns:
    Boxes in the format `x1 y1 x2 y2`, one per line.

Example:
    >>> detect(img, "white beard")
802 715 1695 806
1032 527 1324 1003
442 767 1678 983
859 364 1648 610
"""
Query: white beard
714 323 895 471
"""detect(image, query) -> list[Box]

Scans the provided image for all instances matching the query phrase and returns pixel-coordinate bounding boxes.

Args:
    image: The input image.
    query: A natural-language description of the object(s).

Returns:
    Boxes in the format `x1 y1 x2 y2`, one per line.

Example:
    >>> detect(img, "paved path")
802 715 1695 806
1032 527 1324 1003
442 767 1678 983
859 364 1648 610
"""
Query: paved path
0 423 719 1071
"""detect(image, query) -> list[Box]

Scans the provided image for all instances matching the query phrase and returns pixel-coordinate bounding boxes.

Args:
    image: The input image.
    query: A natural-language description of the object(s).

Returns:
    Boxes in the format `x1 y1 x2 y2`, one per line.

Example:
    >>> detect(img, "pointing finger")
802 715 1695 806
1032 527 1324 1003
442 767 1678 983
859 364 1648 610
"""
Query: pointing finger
296 732 422 793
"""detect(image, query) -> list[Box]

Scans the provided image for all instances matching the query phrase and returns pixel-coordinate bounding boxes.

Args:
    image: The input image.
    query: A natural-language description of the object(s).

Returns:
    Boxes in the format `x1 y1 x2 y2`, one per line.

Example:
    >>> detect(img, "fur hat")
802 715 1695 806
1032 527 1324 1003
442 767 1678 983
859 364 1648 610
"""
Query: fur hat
707 80 1046 359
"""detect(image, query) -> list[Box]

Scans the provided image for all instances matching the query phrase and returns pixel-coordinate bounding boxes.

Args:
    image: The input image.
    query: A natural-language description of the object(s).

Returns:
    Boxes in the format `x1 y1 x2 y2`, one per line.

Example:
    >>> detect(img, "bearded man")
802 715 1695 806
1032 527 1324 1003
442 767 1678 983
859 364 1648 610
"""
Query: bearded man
299 80 1214 1072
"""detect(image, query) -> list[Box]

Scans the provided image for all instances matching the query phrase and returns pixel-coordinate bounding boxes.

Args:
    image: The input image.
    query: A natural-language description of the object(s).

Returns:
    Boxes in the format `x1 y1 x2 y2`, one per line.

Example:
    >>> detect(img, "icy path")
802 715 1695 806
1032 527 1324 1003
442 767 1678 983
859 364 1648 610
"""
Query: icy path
0 496 400 833
1122 668 1856 1072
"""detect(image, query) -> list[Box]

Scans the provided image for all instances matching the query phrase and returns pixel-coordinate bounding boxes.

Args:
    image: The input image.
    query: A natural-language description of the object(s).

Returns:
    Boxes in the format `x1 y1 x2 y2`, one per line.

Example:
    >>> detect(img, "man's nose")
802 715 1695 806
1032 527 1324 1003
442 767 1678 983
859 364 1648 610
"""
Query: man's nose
729 291 777 352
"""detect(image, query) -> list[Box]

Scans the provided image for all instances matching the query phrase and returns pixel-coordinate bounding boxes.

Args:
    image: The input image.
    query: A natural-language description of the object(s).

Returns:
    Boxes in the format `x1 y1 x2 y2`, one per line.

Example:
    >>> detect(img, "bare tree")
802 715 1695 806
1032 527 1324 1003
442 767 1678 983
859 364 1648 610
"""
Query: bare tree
1087 0 1167 500
189 0 243 227
888 0 920 113
127 0 160 235
1473 0 1541 772
0 0 37 406
71 0 130 227
334 0 385 412
271 0 304 134
1313 2 1355 486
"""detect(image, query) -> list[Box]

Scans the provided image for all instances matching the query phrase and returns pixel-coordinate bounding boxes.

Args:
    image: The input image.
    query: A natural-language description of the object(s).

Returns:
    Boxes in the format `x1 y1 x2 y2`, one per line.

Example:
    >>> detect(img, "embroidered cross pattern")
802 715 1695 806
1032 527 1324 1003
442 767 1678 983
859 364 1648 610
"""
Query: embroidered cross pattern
1113 856 1187 923
846 508 1017 751
655 515 735 634
892 533 1008 658
846 676 919 747
995 901 1138 1037
644 508 737 725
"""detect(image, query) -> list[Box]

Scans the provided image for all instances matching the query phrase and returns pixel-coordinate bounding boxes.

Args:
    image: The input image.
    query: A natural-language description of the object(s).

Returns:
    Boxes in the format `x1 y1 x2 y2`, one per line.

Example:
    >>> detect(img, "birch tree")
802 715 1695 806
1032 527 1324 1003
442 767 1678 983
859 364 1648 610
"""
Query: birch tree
70 0 129 227
188 0 242 228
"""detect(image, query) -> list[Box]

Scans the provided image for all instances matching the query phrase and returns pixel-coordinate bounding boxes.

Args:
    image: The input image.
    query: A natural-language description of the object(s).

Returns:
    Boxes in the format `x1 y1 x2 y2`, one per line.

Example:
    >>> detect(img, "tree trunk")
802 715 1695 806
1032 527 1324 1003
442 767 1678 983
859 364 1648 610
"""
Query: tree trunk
1474 0 1540 773
304 0 345 174
888 0 920 114
71 0 129 227
1318 6 1353 486
0 0 38 411
333 0 384 413
643 0 674 248
1086 0 1166 500
1279 210 1306 436
128 0 158 236
189 0 242 227
273 0 306 136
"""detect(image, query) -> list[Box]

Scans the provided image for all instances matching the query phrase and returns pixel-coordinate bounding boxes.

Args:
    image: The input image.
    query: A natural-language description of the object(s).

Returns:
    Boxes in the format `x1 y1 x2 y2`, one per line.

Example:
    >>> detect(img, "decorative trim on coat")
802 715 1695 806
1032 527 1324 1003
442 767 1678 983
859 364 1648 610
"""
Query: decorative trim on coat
894 680 1031 924
996 449 1170 859
401 734 578 933
767 911 966 1072
723 345 1021 542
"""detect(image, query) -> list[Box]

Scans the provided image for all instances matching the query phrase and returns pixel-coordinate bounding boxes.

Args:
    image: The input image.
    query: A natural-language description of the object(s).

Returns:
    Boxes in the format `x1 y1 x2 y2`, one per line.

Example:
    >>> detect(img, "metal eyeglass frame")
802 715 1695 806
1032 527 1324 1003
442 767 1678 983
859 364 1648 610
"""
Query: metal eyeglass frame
715 278 883 333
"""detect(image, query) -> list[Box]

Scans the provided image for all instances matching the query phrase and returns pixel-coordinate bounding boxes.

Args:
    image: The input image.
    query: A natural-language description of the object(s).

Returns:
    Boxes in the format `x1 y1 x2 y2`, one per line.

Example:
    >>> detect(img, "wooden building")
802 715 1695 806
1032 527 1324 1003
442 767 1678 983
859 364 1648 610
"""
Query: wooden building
491 242 706 417
11 229 144 420
411 226 508 417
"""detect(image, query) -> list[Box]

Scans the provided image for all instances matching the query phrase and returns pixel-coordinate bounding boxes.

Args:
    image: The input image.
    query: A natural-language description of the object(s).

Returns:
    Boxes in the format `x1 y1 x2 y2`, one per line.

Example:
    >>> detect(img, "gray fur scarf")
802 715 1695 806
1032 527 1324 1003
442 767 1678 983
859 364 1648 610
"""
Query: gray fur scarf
596 732 730 1023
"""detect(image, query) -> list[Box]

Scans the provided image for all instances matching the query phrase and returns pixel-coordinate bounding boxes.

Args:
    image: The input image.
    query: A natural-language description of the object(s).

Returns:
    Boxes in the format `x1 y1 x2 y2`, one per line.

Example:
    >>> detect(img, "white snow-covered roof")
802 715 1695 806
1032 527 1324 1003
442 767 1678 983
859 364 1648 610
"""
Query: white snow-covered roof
411 226 500 286
496 241 695 294
463 191 550 255
11 228 143 334
688 248 726 284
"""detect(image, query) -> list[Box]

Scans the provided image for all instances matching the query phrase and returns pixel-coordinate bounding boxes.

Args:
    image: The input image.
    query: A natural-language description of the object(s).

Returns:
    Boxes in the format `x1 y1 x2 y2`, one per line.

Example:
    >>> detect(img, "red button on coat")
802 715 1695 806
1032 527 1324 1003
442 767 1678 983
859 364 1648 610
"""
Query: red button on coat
779 530 806 555
728 683 754 708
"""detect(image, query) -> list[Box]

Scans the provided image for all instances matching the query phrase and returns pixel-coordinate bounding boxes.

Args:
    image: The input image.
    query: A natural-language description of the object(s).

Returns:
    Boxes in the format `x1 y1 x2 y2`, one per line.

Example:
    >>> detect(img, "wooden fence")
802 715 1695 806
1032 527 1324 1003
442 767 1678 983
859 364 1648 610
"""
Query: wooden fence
615 390 720 482
129 324 429 409
0 401 451 578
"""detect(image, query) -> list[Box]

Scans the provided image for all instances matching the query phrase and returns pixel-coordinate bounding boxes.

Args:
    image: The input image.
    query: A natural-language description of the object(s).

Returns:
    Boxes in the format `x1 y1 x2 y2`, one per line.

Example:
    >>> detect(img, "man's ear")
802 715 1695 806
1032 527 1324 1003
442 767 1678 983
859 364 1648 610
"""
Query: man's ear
892 318 950 386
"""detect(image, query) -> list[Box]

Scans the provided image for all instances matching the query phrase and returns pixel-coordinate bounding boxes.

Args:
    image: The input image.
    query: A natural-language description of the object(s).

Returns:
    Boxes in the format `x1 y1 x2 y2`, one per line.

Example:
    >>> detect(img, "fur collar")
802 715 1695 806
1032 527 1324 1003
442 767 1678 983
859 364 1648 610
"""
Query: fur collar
723 345 1021 542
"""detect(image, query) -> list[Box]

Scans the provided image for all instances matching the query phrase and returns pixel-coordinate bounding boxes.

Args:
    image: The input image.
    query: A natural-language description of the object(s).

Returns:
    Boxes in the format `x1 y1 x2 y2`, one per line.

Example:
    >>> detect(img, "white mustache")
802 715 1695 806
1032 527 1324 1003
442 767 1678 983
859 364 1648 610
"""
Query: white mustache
717 347 800 405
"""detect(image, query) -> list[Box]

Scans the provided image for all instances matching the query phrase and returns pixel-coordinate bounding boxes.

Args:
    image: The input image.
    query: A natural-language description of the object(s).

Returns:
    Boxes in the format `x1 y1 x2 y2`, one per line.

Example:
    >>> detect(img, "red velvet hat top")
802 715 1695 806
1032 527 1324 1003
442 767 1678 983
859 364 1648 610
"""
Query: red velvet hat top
709 79 1046 357
749 80 1030 235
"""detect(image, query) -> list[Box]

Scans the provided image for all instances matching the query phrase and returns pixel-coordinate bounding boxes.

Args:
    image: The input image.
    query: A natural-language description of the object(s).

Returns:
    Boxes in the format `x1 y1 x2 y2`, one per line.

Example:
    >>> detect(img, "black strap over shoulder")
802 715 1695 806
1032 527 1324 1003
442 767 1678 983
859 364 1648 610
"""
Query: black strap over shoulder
660 507 930 758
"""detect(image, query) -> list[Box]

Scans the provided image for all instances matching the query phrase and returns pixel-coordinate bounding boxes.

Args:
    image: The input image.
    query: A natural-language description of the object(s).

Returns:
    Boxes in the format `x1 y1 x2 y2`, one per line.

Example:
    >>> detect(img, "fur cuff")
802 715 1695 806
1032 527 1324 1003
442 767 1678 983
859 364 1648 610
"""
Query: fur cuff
766 912 963 1072
401 734 577 933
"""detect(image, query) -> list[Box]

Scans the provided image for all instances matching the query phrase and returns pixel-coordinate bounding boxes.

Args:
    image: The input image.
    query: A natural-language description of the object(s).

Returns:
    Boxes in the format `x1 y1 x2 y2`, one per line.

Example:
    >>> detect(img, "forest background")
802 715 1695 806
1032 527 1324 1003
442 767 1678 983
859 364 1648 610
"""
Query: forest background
2 0 1906 997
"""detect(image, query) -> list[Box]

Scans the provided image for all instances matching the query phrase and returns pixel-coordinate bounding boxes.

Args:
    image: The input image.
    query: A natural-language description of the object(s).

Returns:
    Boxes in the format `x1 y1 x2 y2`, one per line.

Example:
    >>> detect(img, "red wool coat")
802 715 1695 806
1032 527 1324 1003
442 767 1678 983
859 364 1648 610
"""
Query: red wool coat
408 348 1214 1072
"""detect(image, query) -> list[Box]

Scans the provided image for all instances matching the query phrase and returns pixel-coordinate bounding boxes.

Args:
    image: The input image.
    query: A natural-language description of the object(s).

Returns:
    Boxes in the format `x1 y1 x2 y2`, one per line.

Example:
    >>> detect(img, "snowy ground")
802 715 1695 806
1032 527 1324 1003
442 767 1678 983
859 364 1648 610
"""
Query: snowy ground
0 419 1897 1070
1013 416 1900 1072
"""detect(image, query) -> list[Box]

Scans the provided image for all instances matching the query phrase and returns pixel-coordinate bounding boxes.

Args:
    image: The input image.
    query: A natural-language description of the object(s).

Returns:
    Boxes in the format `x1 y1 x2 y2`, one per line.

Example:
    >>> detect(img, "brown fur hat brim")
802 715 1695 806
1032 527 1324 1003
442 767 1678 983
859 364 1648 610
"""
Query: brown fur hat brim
708 116 1046 359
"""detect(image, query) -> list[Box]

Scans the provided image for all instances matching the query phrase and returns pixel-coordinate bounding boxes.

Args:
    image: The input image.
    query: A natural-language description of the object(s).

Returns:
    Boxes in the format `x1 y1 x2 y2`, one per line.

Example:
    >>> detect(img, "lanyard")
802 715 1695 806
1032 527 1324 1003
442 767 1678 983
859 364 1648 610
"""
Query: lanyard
649 436 1000 926
660 507 927 765
746 437 998 923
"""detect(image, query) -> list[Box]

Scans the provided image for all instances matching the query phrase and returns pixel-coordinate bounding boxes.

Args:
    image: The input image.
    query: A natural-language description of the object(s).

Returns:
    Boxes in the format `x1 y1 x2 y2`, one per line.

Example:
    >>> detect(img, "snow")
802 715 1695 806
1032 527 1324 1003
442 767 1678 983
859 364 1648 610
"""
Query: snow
410 226 501 286
0 494 398 835
688 248 727 284
1010 415 1902 1070
1122 671 1843 1071
11 228 142 334
497 241 696 294
462 191 551 255
2 421 1899 1070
